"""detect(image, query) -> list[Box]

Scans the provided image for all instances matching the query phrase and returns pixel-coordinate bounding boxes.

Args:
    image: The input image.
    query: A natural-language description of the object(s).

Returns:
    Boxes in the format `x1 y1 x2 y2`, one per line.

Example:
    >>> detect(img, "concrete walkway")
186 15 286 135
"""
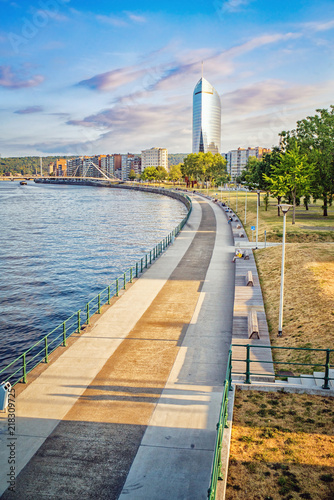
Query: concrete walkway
0 195 235 500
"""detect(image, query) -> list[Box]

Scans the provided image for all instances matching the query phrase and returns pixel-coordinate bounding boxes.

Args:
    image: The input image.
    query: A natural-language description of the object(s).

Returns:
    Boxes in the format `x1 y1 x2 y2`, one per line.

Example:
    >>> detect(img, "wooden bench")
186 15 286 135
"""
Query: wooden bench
248 310 259 339
244 250 250 260
246 270 254 286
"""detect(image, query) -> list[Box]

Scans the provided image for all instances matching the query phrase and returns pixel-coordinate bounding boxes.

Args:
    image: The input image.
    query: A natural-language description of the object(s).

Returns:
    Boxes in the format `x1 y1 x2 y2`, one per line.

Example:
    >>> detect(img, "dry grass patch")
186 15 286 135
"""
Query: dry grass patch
254 244 334 373
226 389 334 500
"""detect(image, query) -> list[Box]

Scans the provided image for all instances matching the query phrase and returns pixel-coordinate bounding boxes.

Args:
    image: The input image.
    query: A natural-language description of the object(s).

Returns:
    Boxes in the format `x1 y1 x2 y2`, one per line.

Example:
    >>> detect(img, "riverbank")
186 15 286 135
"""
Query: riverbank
0 194 235 499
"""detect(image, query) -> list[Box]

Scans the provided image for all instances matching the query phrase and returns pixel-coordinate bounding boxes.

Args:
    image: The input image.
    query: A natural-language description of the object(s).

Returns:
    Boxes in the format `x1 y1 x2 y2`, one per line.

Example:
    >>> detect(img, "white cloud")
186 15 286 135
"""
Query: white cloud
220 0 252 13
302 19 334 32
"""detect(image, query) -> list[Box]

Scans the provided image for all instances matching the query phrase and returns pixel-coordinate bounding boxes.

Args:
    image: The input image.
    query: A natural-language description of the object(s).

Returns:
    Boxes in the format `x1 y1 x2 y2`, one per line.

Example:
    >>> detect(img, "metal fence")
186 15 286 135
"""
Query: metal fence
207 349 232 500
207 343 334 499
0 194 192 387
231 343 334 389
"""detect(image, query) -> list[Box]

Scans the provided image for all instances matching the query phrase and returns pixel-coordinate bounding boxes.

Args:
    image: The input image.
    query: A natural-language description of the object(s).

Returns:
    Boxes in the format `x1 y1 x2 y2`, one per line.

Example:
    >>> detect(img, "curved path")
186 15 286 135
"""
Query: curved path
0 195 235 500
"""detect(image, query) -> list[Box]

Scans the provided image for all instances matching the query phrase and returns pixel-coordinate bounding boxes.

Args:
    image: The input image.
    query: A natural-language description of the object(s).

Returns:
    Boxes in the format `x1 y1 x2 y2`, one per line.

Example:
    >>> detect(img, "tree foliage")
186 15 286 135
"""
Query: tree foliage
181 152 228 186
280 106 334 216
263 144 315 224
169 164 183 184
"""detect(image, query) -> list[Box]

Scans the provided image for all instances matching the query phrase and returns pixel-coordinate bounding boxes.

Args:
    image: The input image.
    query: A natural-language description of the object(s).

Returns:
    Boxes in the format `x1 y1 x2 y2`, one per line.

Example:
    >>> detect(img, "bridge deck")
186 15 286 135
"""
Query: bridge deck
0 195 236 500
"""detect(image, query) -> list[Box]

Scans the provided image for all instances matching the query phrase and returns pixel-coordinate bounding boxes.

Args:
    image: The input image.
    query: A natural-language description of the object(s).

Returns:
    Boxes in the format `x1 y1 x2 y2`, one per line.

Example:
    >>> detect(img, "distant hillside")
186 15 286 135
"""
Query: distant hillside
0 156 72 175
0 153 190 175
168 153 188 167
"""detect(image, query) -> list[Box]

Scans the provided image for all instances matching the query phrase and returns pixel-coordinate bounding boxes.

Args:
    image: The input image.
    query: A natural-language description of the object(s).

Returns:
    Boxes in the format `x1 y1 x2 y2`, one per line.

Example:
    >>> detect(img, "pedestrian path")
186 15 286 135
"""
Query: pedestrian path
0 195 235 500
224 207 275 382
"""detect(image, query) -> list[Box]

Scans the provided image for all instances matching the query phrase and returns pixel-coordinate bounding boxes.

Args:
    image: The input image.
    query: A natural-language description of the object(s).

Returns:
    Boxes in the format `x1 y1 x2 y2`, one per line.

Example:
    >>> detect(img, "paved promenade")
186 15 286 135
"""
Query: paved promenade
0 195 235 500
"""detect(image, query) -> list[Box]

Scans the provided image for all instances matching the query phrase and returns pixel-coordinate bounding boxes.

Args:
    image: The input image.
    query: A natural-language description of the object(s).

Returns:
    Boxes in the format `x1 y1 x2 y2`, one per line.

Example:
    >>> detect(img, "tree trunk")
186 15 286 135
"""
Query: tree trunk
323 194 328 216
292 191 296 224
277 196 281 216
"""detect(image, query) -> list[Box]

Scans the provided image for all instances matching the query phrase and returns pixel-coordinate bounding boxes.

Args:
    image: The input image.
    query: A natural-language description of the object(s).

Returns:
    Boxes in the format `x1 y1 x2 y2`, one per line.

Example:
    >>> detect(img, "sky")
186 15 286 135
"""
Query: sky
1 0 334 157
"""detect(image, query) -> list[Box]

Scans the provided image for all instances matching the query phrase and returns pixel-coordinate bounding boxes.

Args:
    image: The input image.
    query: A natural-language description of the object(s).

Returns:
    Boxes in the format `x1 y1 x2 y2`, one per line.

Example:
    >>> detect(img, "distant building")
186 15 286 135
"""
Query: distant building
141 147 168 171
66 153 141 180
128 156 142 177
54 159 67 176
226 147 271 180
192 77 221 154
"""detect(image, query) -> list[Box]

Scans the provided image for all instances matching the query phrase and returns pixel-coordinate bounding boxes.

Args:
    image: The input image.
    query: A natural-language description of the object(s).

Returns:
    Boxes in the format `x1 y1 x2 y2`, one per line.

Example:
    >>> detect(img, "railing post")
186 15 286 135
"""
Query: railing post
245 344 251 384
98 293 101 313
141 258 143 273
217 422 223 479
44 337 48 363
63 321 67 346
130 268 133 283
108 286 111 304
77 310 81 332
323 349 331 390
86 303 90 324
22 353 27 383
116 278 119 296
145 254 148 268
123 272 126 289
150 250 152 265
136 262 138 278
228 349 233 391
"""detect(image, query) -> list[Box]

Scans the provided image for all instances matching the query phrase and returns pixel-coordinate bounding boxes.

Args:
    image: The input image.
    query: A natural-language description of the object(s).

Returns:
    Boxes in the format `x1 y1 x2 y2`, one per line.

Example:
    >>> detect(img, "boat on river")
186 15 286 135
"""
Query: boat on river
20 181 27 185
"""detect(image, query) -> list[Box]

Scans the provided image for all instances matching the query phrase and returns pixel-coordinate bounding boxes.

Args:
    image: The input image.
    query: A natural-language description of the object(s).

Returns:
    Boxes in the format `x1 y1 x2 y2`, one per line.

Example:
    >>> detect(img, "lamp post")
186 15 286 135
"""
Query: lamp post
278 204 292 337
244 190 247 225
255 191 260 249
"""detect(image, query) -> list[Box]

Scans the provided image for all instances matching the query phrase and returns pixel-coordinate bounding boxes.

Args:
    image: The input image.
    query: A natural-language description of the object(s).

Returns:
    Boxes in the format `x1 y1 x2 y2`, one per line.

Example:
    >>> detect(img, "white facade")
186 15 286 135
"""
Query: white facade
141 147 168 171
192 77 221 154
226 147 271 179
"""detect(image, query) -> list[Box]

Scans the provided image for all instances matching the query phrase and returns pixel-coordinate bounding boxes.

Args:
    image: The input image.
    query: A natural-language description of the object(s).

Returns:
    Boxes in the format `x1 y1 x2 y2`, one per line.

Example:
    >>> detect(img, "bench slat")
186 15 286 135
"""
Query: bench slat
246 270 254 286
248 309 259 339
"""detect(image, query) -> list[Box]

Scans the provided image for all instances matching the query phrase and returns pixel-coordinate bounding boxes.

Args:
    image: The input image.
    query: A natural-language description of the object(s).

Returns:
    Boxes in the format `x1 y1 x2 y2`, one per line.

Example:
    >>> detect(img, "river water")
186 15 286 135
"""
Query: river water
0 181 187 368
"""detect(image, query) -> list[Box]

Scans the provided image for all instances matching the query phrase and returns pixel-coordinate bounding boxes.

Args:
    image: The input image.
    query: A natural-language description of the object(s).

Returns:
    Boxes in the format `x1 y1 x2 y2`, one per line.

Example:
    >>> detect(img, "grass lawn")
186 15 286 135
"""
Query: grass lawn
197 188 334 242
255 243 334 372
226 389 334 500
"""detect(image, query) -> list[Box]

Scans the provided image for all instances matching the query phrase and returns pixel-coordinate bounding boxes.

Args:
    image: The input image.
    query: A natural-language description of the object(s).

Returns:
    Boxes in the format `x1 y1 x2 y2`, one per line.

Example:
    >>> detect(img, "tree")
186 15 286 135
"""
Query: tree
156 166 168 182
208 153 228 186
169 164 183 184
263 144 315 224
128 169 136 181
292 107 334 216
141 166 158 181
182 152 228 187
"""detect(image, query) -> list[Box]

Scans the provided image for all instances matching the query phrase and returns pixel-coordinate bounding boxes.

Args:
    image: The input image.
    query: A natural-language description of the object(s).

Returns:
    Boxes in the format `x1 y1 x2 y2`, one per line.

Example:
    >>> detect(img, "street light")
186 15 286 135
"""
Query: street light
278 204 292 337
244 190 247 225
255 191 260 249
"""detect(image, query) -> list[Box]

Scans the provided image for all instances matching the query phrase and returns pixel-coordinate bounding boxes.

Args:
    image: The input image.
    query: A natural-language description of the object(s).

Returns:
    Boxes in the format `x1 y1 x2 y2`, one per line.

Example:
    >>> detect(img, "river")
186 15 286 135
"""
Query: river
0 181 187 368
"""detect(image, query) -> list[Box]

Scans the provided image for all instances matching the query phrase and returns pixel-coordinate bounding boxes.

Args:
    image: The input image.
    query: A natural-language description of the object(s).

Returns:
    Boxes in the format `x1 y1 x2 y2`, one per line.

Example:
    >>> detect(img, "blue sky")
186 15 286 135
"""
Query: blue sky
1 0 334 156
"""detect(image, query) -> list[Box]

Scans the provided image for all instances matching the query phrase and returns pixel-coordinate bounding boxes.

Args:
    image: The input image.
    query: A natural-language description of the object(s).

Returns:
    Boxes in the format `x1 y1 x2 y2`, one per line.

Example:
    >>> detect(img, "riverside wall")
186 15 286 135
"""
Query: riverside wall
34 178 192 211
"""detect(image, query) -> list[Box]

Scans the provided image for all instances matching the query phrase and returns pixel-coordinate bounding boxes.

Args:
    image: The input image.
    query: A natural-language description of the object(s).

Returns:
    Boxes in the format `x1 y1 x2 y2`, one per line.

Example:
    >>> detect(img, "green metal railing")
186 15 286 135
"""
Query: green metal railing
231 343 334 390
0 192 192 387
208 349 233 500
208 342 334 499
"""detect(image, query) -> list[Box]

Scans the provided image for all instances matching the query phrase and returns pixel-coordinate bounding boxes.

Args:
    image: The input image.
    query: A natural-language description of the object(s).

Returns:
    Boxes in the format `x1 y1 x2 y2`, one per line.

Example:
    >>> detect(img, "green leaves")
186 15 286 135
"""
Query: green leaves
182 152 228 185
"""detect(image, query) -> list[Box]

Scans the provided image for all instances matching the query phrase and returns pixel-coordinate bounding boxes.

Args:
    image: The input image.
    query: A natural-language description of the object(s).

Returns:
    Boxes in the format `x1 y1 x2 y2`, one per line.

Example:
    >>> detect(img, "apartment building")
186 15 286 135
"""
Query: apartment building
226 147 271 180
141 147 168 171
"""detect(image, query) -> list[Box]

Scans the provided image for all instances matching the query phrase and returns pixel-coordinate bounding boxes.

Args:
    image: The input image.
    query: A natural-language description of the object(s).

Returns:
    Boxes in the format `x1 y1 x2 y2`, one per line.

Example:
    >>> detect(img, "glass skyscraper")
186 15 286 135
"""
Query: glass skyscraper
192 77 221 154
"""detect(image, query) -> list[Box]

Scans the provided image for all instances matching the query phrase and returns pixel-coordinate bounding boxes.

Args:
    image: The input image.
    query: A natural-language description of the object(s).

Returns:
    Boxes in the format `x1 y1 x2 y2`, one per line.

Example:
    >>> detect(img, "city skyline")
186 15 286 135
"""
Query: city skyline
1 0 334 156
